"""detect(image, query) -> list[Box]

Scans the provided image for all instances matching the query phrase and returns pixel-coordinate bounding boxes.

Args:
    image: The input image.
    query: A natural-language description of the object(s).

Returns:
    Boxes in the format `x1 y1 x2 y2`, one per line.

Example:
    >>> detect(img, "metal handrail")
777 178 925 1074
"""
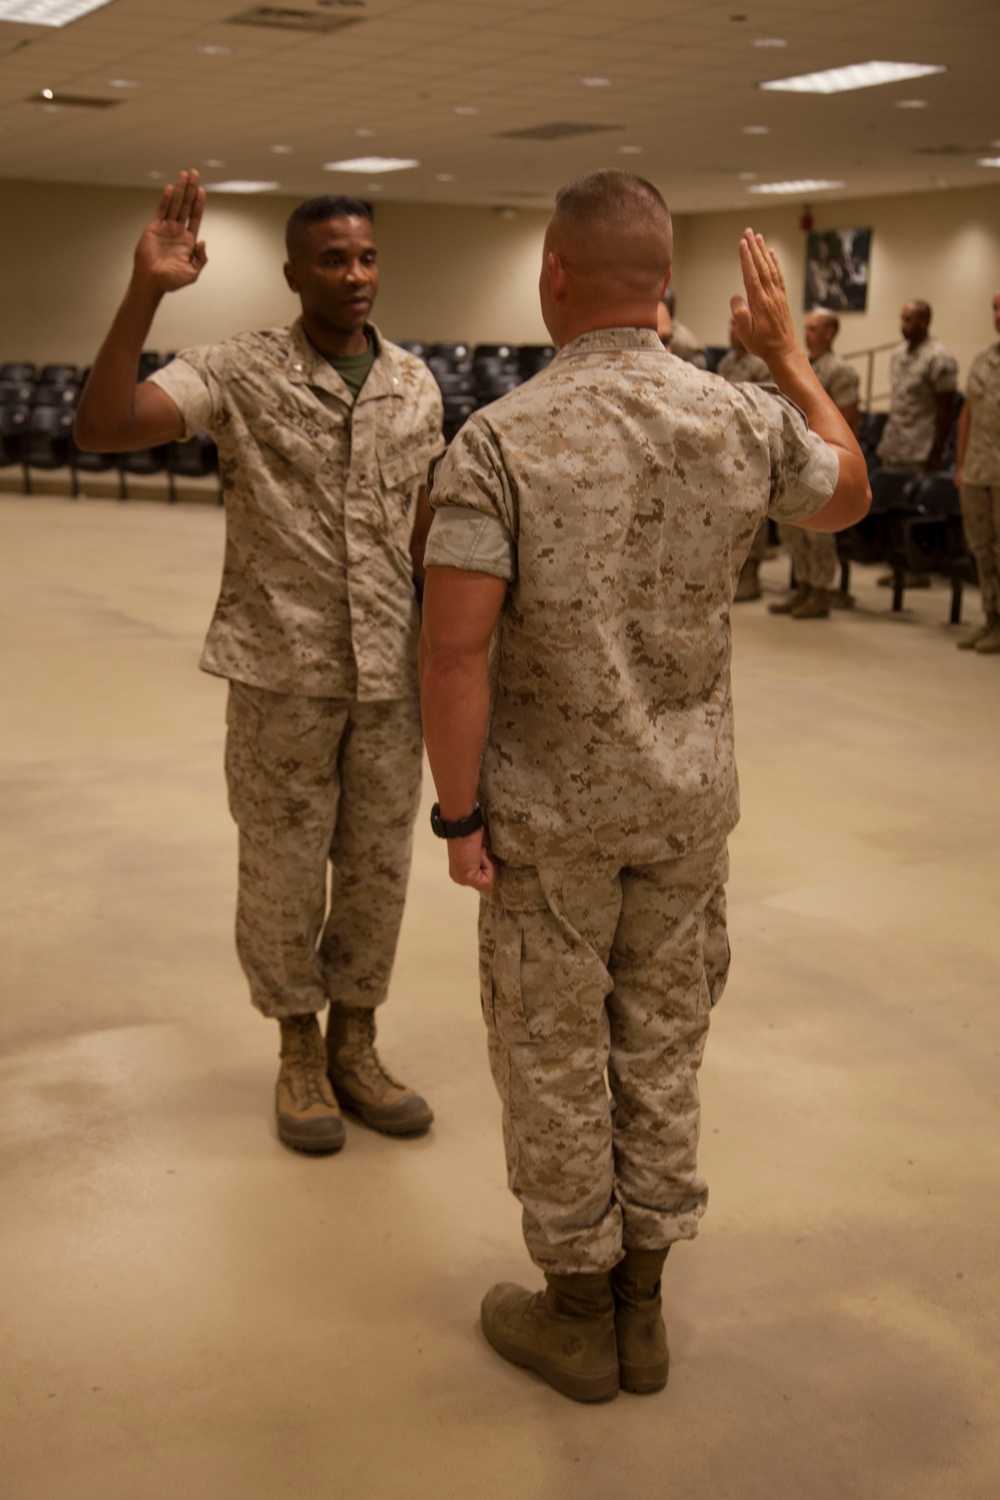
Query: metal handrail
840 340 899 412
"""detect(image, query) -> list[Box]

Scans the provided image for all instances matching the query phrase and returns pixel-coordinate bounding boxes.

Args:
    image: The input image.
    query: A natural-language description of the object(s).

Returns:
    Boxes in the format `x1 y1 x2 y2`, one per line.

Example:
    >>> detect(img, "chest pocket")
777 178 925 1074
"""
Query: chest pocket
253 412 338 476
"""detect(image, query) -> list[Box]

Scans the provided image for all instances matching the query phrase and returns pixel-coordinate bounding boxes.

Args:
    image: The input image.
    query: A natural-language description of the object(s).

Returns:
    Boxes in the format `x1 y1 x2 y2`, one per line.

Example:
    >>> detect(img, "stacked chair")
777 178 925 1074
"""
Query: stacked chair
838 397 975 619
0 353 219 502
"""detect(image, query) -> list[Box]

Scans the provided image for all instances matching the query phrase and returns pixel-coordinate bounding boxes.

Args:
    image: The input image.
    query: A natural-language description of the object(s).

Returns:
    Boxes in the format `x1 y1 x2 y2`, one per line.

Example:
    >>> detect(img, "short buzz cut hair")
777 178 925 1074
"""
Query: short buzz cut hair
811 309 840 337
554 169 670 228
285 194 371 251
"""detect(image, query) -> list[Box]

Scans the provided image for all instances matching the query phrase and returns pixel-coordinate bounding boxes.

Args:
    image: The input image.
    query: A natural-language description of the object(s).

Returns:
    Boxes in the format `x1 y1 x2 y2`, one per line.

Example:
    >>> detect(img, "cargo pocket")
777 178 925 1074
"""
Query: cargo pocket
486 867 557 1046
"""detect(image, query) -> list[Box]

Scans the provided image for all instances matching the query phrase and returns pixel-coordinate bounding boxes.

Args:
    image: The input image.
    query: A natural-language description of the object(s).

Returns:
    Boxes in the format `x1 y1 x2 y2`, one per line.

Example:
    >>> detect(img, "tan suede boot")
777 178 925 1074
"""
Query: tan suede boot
768 584 810 615
276 1015 345 1154
480 1273 619 1403
791 586 831 619
957 616 995 650
326 1008 433 1136
974 616 1000 654
734 557 762 602
612 1247 670 1394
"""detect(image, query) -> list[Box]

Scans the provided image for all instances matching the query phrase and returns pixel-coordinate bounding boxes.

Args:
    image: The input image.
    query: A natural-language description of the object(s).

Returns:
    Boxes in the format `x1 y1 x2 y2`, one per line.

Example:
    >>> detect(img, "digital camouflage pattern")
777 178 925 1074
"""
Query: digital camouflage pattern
479 844 730 1272
962 343 1000 486
715 348 771 385
427 326 839 868
877 336 958 468
150 319 444 699
777 349 859 585
225 681 422 1018
669 319 709 370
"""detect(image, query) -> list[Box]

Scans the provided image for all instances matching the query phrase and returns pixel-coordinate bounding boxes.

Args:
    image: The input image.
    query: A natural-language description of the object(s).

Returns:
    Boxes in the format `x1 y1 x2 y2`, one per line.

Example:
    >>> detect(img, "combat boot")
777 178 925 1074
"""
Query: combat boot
480 1273 619 1403
791 586 831 619
974 616 1000 654
734 557 761 602
768 584 810 615
326 1007 433 1136
612 1247 670 1394
957 616 995 649
276 1014 345 1154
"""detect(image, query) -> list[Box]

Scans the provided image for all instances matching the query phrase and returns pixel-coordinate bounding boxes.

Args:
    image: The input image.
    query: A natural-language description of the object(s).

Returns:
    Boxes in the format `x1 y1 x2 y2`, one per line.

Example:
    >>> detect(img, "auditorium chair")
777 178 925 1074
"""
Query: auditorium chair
38 363 78 386
31 381 79 408
518 344 556 377
0 381 34 407
0 362 36 384
166 431 221 505
0 404 29 470
20 405 76 494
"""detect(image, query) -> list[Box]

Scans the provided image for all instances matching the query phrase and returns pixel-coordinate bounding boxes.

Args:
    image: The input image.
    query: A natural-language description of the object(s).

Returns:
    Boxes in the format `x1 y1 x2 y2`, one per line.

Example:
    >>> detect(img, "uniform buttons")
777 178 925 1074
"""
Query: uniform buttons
392 377 399 386
293 362 303 373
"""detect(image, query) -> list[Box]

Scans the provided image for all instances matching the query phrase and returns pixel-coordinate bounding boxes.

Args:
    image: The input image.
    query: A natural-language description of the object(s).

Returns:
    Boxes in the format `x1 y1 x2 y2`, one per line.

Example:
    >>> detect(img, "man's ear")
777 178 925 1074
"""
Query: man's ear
283 260 298 294
547 251 568 303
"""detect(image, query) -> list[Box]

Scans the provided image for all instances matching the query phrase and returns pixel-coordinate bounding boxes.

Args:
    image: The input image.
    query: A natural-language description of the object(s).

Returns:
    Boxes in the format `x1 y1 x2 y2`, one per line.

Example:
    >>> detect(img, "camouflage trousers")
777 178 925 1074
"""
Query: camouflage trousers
224 681 422 1019
960 483 1000 615
748 519 769 563
778 522 838 590
479 842 730 1275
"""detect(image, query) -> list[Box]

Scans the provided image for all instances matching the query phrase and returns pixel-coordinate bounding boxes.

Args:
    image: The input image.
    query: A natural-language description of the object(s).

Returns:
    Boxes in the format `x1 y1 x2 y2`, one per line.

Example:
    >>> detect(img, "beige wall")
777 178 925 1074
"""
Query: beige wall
2 177 999 400
0 179 550 366
670 185 1000 408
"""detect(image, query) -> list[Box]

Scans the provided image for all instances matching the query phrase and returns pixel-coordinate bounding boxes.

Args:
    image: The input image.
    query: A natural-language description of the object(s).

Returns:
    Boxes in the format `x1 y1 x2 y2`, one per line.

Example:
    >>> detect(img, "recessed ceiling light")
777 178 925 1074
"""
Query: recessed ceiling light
895 98 929 109
753 38 787 47
582 77 611 87
41 88 54 99
147 170 164 180
204 158 226 168
197 44 233 56
270 145 293 154
106 78 140 89
760 61 946 95
453 106 479 116
0 0 115 24
978 157 1000 168
738 171 758 180
619 145 642 155
742 125 769 135
748 179 845 194
323 157 419 173
366 183 383 192
354 127 375 137
206 180 280 193
435 173 456 182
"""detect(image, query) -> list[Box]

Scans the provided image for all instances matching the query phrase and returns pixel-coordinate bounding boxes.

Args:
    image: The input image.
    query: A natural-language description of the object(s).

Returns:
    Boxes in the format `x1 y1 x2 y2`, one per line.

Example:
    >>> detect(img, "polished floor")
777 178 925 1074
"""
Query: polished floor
2 493 998 1500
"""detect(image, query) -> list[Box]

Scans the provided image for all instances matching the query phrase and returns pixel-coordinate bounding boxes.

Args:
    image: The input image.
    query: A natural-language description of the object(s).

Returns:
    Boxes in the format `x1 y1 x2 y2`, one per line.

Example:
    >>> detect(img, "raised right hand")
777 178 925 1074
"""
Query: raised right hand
133 169 207 293
730 229 798 366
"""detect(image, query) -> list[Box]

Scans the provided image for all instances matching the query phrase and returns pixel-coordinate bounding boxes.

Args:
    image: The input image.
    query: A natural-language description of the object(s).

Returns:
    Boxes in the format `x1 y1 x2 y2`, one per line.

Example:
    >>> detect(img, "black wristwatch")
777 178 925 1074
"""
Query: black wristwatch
430 802 484 839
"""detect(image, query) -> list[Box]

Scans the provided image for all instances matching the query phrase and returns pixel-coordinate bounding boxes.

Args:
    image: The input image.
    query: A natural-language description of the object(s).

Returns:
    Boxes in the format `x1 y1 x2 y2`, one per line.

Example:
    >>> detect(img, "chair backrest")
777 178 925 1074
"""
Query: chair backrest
0 403 29 462
39 363 78 385
429 342 471 361
0 362 35 383
32 382 79 408
0 381 34 406
23 405 75 466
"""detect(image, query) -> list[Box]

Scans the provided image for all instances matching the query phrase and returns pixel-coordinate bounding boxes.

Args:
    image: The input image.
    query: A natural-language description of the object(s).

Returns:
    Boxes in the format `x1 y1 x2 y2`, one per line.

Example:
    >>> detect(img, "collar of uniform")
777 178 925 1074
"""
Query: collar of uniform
283 319 403 404
554 326 665 361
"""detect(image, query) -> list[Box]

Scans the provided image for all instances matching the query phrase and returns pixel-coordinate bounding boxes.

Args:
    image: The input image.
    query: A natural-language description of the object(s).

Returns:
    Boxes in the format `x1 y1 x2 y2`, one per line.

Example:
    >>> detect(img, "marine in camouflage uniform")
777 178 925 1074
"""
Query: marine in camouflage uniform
955 292 1000 653
74 170 443 1153
420 172 869 1403
771 312 861 619
877 305 958 470
716 323 773 601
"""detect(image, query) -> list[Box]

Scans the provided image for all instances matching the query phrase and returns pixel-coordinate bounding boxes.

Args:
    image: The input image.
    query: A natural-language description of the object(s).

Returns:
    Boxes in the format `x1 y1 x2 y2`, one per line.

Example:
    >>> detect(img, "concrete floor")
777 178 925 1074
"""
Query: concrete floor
2 493 998 1500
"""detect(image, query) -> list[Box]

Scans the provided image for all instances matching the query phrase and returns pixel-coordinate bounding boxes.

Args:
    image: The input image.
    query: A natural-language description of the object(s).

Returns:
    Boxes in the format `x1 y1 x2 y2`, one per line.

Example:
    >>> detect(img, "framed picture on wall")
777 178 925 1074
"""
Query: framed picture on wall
804 228 871 312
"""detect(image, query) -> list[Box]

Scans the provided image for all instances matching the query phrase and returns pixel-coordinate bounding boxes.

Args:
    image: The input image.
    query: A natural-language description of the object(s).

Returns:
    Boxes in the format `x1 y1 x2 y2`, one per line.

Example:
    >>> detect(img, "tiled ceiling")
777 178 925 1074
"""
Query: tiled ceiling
0 0 997 213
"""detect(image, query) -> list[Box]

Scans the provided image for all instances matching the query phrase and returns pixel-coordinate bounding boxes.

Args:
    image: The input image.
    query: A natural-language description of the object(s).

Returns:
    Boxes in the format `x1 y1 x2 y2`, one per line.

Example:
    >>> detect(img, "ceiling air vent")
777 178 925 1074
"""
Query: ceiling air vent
226 5 364 33
28 92 121 108
495 122 622 143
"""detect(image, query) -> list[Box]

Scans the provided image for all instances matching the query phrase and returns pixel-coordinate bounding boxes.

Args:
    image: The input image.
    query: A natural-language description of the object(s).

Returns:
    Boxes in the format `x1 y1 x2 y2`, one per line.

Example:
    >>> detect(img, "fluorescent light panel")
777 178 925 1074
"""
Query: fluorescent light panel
0 0 113 21
323 157 419 173
748 179 845 195
760 61 946 95
206 180 279 193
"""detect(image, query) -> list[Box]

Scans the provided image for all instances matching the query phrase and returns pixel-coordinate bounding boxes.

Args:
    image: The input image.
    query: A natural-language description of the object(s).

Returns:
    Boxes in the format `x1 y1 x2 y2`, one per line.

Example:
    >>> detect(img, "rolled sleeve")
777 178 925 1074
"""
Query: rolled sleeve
929 352 959 395
147 356 214 440
747 387 840 525
425 506 515 580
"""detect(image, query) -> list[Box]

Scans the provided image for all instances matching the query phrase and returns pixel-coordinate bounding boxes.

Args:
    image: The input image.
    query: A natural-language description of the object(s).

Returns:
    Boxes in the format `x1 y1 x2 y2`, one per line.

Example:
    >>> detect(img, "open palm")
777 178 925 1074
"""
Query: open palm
133 169 207 293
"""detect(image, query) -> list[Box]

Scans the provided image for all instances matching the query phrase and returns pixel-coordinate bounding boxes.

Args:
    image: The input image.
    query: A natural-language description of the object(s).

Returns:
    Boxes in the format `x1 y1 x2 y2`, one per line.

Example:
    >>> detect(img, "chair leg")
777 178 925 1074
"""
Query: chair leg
892 570 904 612
950 578 963 625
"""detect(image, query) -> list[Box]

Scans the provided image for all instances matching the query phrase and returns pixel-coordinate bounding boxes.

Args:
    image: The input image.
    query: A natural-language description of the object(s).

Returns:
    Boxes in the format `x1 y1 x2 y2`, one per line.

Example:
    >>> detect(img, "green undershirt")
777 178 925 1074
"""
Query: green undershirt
325 336 376 400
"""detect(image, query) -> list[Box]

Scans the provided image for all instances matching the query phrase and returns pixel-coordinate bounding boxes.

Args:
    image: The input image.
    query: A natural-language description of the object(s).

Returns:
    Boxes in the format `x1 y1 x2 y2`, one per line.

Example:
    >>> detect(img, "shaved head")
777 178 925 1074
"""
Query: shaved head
547 169 672 303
